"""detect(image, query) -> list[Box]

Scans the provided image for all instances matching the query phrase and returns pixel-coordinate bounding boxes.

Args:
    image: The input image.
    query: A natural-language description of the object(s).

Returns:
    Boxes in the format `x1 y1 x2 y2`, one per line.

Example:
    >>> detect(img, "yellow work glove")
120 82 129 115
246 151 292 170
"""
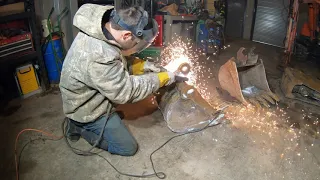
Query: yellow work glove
131 58 161 75
157 72 176 87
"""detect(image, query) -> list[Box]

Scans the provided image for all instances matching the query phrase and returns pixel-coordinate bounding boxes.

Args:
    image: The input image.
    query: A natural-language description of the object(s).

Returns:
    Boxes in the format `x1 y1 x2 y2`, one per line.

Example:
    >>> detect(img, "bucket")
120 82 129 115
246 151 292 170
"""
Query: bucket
159 83 222 133
43 37 63 84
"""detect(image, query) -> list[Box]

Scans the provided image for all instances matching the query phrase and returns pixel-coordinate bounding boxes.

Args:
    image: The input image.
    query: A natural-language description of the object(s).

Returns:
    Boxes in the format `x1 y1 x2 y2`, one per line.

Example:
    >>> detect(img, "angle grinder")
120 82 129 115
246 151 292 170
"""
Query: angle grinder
174 62 191 82
160 62 191 83
178 62 191 75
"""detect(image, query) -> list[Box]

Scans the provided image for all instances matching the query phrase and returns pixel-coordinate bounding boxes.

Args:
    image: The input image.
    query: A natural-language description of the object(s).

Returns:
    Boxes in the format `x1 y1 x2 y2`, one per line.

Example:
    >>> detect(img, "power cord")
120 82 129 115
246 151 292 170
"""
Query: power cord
73 113 110 155
61 118 166 178
16 110 223 179
18 138 60 174
14 129 64 180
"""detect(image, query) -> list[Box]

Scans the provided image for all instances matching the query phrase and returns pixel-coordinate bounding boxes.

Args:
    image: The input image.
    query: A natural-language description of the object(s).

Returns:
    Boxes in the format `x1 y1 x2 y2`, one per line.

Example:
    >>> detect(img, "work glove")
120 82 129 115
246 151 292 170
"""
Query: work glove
131 58 161 75
241 86 280 109
144 60 162 73
157 72 176 87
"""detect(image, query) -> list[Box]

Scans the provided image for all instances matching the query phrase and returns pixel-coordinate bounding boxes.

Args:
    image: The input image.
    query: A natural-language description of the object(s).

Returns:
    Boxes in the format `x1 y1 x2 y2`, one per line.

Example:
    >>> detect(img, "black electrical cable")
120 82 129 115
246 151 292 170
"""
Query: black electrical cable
80 114 109 153
62 108 222 179
67 110 112 155
18 110 222 179
18 138 41 173
149 118 219 179
61 117 166 178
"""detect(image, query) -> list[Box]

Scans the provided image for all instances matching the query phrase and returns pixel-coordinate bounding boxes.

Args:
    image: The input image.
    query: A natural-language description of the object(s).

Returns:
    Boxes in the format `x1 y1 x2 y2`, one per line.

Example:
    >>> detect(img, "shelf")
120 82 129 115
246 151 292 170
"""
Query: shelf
0 52 37 65
0 12 32 23
1 2 50 90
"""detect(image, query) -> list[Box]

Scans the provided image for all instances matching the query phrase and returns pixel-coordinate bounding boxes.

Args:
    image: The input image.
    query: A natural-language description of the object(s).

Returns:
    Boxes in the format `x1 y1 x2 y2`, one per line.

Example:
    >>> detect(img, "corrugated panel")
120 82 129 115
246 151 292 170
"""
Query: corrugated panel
252 0 289 47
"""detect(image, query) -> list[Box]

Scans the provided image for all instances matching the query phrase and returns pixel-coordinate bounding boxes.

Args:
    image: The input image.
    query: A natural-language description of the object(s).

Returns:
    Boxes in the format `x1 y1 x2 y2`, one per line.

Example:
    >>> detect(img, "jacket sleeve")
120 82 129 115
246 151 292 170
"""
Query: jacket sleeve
88 58 160 104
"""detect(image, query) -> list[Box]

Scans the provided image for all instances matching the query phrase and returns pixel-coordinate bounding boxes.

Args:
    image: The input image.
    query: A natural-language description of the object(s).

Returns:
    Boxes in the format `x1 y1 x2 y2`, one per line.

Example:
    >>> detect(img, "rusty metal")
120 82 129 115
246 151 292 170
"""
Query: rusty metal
236 47 248 66
284 0 300 65
116 95 159 120
218 58 248 105
218 55 279 108
238 59 272 93
281 68 320 106
235 47 259 67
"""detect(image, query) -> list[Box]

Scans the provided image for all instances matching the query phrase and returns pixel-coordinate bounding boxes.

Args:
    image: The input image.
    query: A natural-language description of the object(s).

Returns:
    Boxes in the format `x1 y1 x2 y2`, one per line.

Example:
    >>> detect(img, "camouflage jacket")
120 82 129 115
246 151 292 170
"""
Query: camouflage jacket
59 4 160 123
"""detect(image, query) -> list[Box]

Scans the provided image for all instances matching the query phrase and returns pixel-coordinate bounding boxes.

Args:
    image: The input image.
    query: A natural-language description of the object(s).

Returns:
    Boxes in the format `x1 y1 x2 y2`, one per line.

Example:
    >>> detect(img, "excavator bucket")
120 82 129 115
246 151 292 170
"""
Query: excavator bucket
218 58 248 105
159 83 225 133
218 56 278 108
238 59 272 93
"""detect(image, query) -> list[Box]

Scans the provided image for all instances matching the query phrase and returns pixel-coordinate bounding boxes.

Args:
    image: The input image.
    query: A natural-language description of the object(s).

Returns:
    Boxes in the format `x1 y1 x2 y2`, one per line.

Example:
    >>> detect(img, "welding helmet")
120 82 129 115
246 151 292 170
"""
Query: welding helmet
110 8 158 55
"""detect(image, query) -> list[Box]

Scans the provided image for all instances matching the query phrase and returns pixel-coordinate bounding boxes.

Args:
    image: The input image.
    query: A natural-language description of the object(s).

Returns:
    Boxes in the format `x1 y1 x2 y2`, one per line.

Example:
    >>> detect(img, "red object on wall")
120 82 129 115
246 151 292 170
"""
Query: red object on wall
153 15 163 47
0 20 26 29
0 33 34 58
301 23 311 37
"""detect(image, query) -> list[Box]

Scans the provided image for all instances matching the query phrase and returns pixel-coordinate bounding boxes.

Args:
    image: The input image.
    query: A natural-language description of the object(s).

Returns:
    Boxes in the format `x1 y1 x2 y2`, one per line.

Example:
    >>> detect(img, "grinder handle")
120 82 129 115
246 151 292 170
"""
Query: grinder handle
175 75 189 82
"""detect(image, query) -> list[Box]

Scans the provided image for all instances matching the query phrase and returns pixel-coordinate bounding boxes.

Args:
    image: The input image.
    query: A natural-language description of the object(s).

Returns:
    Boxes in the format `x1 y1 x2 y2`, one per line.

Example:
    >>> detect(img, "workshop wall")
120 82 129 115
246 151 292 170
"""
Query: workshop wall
34 0 122 51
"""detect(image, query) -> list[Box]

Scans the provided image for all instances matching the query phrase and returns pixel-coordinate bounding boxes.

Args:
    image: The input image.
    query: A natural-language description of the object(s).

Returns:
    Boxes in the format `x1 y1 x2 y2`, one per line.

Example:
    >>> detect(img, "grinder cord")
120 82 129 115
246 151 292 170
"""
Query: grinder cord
16 110 222 179
64 110 111 156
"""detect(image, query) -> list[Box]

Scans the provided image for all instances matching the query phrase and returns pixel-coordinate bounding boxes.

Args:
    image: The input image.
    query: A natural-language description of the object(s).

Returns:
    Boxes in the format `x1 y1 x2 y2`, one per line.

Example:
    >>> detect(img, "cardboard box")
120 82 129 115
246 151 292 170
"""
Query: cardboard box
0 2 25 16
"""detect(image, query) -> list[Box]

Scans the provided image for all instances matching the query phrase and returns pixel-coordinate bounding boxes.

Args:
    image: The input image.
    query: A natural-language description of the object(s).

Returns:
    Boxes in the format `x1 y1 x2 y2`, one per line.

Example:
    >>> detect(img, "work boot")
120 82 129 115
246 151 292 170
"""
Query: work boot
65 118 81 142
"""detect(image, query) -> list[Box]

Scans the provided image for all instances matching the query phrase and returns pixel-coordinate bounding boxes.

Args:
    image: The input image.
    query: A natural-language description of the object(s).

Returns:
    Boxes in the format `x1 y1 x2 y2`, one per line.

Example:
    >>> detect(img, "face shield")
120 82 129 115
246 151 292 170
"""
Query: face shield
110 9 159 56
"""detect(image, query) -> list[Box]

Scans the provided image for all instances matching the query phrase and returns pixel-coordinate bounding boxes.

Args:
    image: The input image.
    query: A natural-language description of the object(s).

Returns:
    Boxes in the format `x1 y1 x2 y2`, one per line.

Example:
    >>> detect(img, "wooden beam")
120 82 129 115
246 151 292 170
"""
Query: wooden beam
303 0 320 4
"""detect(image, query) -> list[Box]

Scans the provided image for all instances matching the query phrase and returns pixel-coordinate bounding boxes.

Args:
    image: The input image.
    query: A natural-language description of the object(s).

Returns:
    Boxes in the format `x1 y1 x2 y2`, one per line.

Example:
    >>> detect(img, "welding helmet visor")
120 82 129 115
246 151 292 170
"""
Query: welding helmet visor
110 9 158 55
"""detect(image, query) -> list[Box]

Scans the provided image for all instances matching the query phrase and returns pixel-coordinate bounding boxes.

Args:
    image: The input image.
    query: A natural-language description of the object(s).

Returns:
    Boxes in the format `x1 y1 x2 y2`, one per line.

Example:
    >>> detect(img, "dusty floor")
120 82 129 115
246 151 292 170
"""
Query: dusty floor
1 39 320 180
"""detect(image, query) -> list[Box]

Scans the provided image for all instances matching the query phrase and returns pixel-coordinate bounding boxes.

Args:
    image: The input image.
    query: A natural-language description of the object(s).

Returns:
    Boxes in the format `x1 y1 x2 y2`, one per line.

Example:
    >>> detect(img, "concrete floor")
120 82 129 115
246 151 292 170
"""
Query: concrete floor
1 39 320 180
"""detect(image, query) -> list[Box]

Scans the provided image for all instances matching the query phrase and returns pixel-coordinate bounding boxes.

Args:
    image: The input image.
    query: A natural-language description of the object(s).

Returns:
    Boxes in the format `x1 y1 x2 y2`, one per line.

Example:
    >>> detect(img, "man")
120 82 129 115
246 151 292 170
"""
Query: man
59 4 175 156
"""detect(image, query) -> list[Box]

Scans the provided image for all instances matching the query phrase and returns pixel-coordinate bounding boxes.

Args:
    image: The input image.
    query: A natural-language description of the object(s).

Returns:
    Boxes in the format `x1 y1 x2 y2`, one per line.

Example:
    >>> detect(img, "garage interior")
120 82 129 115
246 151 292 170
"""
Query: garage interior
0 0 320 180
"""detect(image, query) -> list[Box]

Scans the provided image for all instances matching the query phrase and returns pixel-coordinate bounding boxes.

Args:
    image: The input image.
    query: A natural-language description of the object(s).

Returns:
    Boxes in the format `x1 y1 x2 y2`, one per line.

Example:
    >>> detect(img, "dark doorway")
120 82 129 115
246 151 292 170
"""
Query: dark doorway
225 0 247 38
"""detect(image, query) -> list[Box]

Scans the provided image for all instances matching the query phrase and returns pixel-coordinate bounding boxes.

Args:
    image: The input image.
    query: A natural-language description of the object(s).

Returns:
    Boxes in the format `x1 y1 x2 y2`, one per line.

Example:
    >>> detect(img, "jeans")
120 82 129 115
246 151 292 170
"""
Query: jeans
73 113 138 156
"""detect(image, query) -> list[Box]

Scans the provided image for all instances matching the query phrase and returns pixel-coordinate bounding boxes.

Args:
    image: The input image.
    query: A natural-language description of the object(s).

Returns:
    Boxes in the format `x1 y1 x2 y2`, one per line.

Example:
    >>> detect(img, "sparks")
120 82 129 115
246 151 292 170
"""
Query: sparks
158 37 204 86
157 36 320 173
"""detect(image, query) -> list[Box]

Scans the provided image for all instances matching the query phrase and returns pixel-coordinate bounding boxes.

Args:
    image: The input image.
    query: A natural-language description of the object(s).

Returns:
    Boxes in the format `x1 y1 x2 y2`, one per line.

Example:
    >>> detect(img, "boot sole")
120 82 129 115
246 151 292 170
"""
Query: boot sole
67 134 80 142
